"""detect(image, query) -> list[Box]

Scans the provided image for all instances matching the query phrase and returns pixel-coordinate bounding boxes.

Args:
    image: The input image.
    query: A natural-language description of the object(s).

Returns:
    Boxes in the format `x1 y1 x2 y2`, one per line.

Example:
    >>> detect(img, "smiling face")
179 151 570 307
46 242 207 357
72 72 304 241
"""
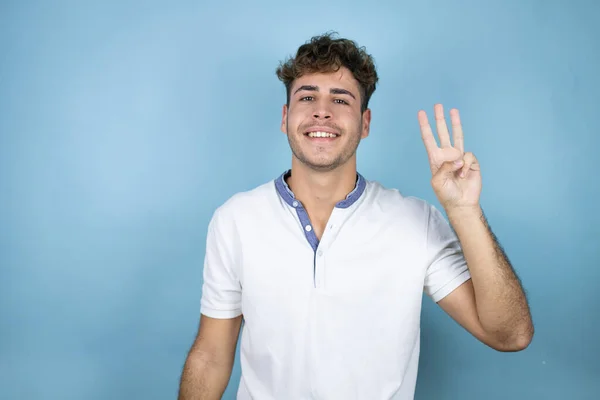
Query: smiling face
280 66 371 172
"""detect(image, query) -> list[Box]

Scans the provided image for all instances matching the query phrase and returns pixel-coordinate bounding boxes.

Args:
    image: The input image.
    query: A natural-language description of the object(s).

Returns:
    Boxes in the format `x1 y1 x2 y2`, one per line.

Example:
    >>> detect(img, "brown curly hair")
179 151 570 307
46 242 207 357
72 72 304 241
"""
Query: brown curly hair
276 32 378 112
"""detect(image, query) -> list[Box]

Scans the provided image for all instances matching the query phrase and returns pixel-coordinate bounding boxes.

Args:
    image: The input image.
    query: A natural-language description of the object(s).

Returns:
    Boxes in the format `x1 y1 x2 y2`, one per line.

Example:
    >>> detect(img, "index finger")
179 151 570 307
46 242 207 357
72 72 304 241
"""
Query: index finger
417 110 438 158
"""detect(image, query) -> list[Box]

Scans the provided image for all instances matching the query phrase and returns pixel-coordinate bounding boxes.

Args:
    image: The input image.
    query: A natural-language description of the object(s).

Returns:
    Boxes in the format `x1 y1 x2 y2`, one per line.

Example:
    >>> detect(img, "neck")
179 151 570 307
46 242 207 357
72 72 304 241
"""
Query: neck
287 158 358 211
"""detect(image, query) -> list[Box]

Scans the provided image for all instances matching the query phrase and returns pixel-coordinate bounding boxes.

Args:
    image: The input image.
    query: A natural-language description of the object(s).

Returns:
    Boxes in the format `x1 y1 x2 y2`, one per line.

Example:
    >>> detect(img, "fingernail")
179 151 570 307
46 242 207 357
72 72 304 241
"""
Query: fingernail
454 160 463 166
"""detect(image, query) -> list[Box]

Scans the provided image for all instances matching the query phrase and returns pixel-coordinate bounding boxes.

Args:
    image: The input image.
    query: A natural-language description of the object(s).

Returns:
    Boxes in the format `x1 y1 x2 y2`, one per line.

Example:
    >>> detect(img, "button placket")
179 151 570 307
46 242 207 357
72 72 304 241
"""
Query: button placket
315 218 336 289
316 209 344 289
314 247 324 288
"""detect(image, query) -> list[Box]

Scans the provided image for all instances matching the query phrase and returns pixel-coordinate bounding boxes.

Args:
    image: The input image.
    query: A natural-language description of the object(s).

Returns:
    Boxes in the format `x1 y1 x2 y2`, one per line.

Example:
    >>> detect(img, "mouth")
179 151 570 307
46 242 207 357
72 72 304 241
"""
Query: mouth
304 128 340 140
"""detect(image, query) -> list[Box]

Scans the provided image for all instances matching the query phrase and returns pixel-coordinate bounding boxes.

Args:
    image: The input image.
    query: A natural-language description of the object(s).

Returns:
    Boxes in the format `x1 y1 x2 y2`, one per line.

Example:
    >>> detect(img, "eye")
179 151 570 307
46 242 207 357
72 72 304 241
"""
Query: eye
300 96 314 101
334 99 349 105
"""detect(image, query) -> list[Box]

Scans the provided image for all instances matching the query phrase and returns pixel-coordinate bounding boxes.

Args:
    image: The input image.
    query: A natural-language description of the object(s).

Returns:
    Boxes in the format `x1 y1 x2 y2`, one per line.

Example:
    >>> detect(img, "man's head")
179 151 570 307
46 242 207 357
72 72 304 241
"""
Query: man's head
276 33 379 172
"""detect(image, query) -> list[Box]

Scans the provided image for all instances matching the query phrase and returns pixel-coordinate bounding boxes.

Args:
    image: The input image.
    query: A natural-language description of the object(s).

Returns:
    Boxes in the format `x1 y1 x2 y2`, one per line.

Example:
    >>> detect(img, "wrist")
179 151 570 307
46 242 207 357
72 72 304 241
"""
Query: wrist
445 205 484 224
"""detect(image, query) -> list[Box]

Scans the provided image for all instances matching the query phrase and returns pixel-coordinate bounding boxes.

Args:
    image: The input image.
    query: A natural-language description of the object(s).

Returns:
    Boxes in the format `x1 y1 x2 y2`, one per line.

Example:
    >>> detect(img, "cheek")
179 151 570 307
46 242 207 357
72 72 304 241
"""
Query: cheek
288 110 309 131
341 110 363 129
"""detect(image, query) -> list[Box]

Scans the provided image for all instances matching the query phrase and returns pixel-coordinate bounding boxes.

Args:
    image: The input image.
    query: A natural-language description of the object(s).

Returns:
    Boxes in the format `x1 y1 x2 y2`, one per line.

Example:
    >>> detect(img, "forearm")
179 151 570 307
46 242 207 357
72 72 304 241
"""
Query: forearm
447 206 533 348
178 350 234 400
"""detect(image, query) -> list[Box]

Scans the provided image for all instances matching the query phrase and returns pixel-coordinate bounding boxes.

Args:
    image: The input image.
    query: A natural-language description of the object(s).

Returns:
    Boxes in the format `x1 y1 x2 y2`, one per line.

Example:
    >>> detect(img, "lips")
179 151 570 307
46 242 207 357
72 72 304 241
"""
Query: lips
304 126 340 138
306 131 339 138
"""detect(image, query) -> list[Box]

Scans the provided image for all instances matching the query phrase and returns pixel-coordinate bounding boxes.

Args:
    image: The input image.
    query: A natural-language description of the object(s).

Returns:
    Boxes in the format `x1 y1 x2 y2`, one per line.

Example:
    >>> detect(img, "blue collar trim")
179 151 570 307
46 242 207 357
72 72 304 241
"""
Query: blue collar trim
274 170 366 209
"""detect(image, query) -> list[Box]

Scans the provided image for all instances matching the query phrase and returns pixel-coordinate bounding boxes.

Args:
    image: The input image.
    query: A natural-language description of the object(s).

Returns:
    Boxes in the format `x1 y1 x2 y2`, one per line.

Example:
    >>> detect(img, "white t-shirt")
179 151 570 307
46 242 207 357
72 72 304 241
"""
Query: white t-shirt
200 171 471 400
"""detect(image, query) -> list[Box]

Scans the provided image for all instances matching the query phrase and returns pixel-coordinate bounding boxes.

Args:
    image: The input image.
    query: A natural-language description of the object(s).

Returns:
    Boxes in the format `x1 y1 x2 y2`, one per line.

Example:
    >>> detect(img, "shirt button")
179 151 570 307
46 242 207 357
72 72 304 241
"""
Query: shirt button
305 225 312 232
292 201 299 207
317 250 323 257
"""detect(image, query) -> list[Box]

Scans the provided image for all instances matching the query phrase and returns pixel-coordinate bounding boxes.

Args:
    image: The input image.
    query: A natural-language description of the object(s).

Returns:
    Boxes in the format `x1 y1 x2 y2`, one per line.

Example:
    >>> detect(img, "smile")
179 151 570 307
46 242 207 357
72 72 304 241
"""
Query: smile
306 131 339 138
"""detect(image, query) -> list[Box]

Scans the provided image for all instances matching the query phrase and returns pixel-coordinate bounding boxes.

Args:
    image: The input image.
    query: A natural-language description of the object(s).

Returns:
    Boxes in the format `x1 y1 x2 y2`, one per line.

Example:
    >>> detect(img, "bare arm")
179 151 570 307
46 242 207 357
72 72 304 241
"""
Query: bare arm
178 314 243 400
438 206 533 351
417 105 533 351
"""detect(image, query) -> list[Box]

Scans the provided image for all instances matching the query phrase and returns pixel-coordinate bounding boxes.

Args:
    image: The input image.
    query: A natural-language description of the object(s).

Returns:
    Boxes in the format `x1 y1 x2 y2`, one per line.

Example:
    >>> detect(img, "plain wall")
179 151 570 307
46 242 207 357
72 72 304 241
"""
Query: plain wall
1 0 598 399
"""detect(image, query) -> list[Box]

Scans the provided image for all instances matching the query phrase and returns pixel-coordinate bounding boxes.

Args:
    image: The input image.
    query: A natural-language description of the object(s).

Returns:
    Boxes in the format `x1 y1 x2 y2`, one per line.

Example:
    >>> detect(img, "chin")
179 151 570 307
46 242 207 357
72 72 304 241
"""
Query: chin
303 159 341 172
291 147 346 172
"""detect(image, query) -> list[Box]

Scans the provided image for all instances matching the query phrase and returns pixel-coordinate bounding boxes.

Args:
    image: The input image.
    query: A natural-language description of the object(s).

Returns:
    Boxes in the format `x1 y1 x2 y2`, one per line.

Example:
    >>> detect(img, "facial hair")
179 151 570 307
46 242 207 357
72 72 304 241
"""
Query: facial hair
286 116 363 172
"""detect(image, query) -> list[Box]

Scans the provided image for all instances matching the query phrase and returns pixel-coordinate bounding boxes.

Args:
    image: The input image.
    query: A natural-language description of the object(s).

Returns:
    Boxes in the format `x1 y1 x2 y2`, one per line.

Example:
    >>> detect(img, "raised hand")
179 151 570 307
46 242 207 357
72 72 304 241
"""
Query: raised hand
417 104 481 212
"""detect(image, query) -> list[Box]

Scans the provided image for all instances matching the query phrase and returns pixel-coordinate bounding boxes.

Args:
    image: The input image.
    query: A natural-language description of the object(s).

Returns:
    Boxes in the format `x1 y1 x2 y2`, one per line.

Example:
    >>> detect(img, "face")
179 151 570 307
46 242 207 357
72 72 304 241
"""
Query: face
280 66 371 172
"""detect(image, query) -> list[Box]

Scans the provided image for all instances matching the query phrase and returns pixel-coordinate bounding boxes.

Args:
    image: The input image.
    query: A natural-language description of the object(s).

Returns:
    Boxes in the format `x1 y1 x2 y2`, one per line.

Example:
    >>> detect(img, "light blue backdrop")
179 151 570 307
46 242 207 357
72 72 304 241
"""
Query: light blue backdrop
1 0 598 399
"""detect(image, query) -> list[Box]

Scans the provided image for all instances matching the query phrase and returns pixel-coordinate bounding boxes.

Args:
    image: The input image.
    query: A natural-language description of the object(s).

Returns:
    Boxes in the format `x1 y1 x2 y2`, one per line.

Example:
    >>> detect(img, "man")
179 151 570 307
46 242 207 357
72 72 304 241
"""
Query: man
178 33 534 400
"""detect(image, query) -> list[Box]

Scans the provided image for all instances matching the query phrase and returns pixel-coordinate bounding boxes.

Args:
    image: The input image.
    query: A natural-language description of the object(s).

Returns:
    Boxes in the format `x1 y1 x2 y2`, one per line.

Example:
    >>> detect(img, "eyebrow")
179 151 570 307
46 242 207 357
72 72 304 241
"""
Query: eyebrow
293 85 356 100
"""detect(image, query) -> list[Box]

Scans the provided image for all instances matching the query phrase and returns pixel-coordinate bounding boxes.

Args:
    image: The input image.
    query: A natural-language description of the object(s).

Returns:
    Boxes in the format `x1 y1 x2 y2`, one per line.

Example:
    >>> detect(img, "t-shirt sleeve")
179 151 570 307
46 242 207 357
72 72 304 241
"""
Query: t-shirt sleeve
200 207 243 319
423 204 471 302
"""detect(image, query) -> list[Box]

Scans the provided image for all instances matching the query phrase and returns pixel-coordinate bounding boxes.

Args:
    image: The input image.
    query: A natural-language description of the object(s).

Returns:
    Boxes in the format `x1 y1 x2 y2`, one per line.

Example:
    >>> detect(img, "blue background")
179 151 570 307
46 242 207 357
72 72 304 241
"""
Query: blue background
1 0 598 399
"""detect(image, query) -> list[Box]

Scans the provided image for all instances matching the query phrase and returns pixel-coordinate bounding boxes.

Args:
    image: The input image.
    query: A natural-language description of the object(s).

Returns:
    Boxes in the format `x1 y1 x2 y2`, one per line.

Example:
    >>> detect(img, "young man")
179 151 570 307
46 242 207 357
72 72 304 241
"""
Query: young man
178 33 534 400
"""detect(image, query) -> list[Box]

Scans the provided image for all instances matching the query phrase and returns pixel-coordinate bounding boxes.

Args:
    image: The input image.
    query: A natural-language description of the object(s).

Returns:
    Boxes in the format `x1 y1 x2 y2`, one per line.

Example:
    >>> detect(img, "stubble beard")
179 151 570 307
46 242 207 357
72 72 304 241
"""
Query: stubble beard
286 116 363 172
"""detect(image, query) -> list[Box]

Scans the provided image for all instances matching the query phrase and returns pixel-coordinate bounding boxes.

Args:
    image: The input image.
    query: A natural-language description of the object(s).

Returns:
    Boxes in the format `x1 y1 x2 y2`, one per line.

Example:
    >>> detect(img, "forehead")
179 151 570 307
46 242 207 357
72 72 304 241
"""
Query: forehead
291 67 360 93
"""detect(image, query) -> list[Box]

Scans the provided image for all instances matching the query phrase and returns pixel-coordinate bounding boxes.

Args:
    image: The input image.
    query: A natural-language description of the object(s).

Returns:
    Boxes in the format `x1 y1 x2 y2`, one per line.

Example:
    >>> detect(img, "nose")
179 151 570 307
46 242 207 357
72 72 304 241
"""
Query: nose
312 101 332 120
313 110 332 119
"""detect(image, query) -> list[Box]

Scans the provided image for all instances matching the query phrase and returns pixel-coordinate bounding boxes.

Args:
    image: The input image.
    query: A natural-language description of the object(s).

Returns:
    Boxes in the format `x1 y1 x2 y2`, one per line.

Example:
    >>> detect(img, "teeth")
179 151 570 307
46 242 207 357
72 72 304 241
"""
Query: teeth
308 131 338 138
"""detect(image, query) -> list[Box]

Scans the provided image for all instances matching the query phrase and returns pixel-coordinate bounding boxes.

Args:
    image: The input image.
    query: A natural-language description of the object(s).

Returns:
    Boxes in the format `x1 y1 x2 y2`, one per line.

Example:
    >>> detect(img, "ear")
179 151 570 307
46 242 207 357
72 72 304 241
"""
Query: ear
281 104 288 134
361 108 371 139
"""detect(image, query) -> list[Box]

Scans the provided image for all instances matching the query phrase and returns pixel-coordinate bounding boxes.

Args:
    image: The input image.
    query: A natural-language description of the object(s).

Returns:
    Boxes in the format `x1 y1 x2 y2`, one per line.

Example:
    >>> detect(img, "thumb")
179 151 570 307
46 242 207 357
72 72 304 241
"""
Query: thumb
436 158 464 177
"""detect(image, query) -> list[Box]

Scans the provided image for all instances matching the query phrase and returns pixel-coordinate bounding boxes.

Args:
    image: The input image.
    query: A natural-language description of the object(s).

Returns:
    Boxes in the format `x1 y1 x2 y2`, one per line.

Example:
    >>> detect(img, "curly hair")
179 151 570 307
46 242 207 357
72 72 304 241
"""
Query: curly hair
276 32 378 112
